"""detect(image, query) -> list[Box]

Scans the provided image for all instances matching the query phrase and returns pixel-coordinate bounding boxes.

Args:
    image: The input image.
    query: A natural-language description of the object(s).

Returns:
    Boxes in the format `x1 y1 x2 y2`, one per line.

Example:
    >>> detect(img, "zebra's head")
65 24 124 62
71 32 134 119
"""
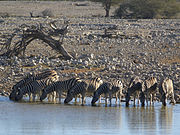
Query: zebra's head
9 85 19 100
40 90 47 101
125 92 130 107
64 90 73 104
15 89 23 101
91 91 99 106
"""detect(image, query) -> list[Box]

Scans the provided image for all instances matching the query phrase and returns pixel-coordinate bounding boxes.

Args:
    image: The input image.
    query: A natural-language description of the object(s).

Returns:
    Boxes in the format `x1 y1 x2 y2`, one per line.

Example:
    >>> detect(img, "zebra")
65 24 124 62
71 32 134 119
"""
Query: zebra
86 77 103 95
91 79 123 106
64 81 88 105
40 77 81 103
143 76 158 105
109 79 123 105
91 82 111 106
159 78 176 106
15 75 58 101
63 77 103 104
125 76 145 107
74 77 103 102
9 70 58 101
9 73 33 100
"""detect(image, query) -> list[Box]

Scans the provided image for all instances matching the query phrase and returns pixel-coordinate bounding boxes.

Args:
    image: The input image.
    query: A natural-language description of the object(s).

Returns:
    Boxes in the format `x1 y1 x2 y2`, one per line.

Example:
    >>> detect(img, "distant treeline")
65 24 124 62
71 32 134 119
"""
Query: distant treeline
90 0 180 19
0 0 179 18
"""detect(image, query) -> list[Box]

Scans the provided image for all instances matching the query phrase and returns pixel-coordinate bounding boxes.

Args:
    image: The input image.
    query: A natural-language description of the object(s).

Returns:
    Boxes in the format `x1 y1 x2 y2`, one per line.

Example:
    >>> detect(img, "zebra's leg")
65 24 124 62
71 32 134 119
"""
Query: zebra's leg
32 93 36 102
115 93 118 104
47 94 51 101
75 95 77 103
53 91 56 102
171 92 176 105
105 93 108 105
133 94 136 106
109 93 112 106
58 90 62 104
99 95 101 103
79 94 82 103
150 94 153 105
83 96 86 104
118 92 121 105
81 92 85 105
137 93 140 105
29 93 33 101
146 93 149 106
152 93 155 105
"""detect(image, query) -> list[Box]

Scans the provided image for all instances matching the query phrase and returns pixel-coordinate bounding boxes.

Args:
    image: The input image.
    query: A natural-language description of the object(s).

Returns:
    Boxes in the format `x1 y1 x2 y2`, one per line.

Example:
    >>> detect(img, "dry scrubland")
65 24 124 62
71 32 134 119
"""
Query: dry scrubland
0 1 179 96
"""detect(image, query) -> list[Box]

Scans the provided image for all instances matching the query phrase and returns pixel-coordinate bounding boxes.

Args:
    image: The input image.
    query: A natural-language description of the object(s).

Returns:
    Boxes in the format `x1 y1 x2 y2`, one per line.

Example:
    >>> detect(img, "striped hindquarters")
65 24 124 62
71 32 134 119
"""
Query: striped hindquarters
91 82 111 105
144 76 157 92
110 79 123 94
40 77 81 101
15 77 57 101
64 81 88 104
127 76 143 95
10 70 58 100
87 77 103 94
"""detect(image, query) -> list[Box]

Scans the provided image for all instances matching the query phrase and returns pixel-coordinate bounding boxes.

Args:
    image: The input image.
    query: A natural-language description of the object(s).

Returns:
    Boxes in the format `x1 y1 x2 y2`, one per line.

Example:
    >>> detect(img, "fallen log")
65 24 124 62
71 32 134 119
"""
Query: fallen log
0 22 73 60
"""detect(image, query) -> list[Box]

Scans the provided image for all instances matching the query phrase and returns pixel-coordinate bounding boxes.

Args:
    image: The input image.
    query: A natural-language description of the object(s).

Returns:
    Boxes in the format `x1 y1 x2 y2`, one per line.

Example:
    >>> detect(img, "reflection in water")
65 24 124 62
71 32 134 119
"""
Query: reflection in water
125 106 157 134
0 96 179 135
0 97 125 135
158 106 173 135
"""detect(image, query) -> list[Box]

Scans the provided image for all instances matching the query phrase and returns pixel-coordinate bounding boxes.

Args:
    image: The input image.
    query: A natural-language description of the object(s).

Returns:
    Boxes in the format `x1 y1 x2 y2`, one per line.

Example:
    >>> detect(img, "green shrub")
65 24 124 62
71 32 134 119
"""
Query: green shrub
114 0 180 19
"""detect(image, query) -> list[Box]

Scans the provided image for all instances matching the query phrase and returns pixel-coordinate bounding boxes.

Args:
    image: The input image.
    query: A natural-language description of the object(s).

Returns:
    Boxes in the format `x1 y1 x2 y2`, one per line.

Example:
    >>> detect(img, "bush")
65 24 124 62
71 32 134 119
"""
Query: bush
114 0 180 19
41 9 54 17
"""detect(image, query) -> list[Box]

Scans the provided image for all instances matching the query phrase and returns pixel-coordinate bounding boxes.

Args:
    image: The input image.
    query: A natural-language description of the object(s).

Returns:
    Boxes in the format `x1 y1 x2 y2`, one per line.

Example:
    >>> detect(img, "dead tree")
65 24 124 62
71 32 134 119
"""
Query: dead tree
104 0 112 17
0 22 73 60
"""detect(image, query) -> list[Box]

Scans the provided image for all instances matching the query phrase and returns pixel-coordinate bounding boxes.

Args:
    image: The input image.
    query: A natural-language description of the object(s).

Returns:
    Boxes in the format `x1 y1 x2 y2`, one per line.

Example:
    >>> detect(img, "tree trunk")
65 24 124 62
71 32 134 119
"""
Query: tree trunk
104 0 111 17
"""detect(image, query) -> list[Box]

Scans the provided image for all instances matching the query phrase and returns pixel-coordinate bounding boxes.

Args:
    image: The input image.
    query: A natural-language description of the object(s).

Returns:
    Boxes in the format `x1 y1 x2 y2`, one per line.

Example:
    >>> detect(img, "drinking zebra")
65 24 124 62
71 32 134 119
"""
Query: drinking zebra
125 76 145 107
143 76 158 105
9 73 33 100
109 79 123 105
15 75 58 101
159 78 176 106
64 81 88 105
63 77 103 104
86 77 103 96
91 79 123 106
9 70 58 100
91 82 111 106
40 77 81 103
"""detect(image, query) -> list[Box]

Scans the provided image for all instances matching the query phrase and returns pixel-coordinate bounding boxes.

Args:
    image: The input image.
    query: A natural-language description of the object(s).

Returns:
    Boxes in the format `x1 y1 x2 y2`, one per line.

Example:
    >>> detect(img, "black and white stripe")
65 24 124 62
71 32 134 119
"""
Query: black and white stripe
15 77 57 101
64 81 88 105
91 79 123 106
40 77 81 103
9 70 58 100
86 77 103 96
125 76 144 107
109 79 123 105
9 73 34 100
63 77 103 104
91 82 111 105
143 76 158 105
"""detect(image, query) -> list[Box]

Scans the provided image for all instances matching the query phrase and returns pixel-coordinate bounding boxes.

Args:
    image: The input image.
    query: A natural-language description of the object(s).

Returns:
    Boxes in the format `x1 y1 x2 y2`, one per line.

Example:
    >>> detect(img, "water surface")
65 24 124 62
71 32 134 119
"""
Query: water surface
0 96 179 135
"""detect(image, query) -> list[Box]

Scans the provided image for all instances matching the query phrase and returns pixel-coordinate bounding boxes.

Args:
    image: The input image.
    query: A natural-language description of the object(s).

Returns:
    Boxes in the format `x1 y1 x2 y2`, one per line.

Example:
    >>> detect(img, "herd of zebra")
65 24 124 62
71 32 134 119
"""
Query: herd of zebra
9 70 176 106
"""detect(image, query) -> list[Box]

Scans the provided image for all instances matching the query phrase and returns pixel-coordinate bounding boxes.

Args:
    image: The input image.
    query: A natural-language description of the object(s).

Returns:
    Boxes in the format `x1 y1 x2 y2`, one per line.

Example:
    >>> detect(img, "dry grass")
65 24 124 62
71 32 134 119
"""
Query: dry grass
22 63 104 74
60 67 104 74
160 56 180 64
